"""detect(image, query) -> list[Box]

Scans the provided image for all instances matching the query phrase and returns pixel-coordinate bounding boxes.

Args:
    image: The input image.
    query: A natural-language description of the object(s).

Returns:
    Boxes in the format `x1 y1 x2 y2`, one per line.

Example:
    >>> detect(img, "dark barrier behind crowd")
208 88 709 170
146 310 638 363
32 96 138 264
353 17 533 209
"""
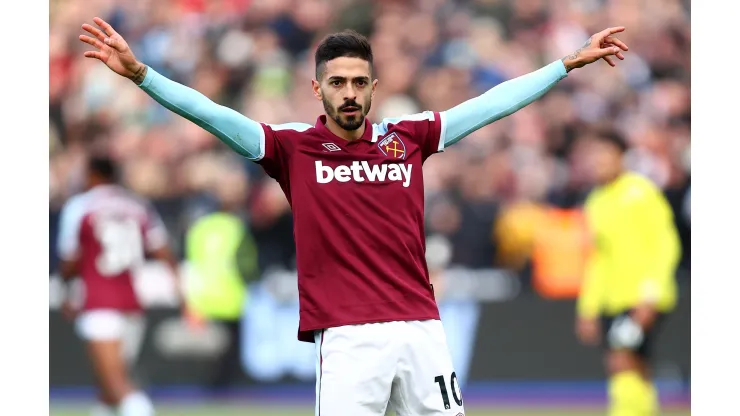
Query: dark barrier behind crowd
49 267 690 390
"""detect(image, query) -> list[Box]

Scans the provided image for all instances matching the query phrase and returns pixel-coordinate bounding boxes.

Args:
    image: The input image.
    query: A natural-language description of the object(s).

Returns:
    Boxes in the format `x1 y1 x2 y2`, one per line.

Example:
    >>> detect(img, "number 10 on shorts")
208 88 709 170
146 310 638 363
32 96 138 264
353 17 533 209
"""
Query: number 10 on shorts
434 371 463 410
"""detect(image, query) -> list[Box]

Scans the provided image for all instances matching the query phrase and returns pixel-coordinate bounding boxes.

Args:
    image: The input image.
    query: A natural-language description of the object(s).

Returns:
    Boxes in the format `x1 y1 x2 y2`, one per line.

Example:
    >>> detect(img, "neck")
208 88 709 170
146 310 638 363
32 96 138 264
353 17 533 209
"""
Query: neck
603 169 625 186
220 201 242 215
88 180 113 190
325 115 366 141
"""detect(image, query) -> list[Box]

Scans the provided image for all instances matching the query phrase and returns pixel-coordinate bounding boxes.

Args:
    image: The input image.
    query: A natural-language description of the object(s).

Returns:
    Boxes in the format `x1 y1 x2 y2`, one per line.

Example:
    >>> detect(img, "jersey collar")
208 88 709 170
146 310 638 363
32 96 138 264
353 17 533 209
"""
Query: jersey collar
316 115 375 143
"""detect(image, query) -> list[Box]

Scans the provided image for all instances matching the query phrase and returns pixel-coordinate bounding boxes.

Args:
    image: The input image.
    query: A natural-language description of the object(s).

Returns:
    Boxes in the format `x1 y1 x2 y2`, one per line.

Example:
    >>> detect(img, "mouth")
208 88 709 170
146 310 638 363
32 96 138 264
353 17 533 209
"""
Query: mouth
341 106 360 116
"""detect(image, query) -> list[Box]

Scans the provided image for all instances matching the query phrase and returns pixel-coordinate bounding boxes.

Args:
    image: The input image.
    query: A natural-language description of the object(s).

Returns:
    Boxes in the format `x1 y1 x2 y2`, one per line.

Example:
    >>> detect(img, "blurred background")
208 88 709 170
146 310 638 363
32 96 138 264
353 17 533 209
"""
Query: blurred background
49 0 691 414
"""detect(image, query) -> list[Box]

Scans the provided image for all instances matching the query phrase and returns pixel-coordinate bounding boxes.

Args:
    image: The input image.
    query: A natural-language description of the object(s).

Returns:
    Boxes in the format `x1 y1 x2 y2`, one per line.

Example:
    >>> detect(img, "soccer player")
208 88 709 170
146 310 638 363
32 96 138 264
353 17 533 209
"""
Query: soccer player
576 131 681 416
57 156 187 416
79 16 628 416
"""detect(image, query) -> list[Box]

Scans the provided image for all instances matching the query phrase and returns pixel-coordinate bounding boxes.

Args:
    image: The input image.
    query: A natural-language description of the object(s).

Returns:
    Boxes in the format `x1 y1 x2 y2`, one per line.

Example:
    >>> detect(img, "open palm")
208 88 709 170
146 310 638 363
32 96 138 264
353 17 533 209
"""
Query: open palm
79 17 143 79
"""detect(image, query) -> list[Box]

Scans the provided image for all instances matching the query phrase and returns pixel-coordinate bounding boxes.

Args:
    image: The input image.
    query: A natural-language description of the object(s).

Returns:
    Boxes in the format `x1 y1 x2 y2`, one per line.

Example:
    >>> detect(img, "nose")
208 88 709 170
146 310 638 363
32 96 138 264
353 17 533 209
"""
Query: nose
343 84 357 102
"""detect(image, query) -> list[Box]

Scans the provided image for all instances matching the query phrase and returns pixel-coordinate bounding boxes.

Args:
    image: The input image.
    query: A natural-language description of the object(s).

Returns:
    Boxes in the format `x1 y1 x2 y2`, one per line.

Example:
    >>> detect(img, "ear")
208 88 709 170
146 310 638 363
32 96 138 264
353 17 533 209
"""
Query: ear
371 78 378 100
312 79 322 101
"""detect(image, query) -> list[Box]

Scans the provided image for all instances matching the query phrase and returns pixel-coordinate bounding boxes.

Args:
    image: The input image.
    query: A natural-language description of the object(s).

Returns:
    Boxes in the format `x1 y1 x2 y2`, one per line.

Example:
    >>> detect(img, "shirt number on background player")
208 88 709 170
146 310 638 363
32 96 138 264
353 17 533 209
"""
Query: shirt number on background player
434 371 463 409
93 217 144 277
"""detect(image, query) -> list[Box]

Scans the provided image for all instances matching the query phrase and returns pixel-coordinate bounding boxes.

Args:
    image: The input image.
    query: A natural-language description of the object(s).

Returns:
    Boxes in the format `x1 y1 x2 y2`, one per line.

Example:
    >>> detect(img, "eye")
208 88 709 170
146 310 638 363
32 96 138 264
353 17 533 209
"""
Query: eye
356 80 367 87
330 80 342 87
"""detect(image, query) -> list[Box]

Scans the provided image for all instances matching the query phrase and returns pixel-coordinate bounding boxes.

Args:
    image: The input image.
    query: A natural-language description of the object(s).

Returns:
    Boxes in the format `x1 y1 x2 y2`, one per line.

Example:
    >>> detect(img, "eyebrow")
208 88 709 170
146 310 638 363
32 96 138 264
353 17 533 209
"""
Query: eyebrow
327 76 371 83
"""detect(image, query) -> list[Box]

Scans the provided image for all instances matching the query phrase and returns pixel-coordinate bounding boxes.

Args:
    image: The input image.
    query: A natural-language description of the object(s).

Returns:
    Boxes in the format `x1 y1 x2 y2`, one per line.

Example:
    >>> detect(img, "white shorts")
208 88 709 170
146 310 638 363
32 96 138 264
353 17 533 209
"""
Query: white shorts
75 309 146 365
314 319 465 416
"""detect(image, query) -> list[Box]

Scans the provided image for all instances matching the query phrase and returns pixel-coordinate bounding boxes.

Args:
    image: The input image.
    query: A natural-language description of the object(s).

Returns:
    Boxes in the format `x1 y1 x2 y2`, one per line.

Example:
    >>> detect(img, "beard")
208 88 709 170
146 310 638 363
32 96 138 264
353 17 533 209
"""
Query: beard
323 95 372 131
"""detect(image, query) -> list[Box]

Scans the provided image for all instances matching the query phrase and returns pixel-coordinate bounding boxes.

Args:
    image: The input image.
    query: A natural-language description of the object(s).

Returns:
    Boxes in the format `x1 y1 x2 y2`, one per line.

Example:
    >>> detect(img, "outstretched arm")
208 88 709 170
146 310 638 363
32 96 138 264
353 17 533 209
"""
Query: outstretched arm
137 67 264 159
441 60 567 146
79 17 264 160
441 26 629 147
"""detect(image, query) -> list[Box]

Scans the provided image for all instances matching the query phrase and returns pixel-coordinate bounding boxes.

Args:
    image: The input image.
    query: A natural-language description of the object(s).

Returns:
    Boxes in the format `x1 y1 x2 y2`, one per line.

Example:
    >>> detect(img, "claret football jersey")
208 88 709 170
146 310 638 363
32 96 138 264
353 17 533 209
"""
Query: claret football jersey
56 185 169 311
258 112 447 342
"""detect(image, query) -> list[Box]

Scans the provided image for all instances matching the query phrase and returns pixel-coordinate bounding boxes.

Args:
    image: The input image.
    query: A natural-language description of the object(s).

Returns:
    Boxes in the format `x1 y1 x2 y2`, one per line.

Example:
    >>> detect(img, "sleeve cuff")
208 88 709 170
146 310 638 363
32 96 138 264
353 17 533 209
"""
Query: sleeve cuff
437 111 447 153
137 65 156 89
552 59 568 79
577 308 600 319
577 300 600 318
57 250 79 262
146 227 169 251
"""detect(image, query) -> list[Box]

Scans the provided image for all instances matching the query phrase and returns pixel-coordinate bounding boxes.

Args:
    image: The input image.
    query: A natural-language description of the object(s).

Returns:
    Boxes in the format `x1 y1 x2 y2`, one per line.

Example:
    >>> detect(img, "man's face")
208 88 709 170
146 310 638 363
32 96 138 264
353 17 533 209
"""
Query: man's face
587 138 624 186
313 57 377 131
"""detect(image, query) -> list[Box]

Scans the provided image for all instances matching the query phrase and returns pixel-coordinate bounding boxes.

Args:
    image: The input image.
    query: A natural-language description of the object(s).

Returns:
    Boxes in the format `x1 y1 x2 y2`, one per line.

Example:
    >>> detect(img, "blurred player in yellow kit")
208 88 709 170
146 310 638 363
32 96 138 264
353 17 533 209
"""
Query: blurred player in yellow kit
576 130 681 416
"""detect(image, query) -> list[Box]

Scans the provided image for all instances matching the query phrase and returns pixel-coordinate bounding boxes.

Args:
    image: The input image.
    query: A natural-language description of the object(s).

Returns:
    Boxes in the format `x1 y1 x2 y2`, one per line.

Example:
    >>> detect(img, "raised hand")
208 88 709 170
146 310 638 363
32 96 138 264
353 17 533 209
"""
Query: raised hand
61 298 80 322
79 17 147 83
575 316 601 346
561 27 630 72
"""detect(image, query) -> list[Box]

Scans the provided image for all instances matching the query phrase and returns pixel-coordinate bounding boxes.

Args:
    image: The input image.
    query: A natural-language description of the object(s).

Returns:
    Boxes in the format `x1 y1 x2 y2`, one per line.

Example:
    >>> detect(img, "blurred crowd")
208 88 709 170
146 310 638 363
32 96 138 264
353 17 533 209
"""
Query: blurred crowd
49 0 691 286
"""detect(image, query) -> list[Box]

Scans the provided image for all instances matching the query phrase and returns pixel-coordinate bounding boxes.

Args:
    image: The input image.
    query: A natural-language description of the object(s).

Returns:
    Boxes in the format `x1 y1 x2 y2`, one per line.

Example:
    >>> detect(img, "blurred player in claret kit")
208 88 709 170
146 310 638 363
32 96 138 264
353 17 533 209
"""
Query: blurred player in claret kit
576 131 681 416
57 156 194 416
79 15 629 415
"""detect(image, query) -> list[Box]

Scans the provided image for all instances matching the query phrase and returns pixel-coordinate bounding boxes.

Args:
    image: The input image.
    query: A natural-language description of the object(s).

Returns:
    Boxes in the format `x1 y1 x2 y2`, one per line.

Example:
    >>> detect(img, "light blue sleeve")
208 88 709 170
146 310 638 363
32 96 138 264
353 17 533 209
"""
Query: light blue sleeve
56 196 86 261
441 60 568 147
138 67 265 160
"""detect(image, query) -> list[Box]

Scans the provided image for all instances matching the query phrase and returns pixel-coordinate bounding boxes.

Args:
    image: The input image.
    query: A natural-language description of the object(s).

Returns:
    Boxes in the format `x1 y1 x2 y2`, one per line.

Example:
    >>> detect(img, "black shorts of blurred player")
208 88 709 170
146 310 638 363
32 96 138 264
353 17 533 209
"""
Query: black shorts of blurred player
599 308 667 383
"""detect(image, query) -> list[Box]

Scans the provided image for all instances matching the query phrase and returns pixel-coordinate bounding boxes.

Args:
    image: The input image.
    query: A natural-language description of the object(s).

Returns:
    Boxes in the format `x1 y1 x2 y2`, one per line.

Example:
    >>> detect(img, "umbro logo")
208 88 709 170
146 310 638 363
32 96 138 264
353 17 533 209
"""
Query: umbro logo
322 143 341 152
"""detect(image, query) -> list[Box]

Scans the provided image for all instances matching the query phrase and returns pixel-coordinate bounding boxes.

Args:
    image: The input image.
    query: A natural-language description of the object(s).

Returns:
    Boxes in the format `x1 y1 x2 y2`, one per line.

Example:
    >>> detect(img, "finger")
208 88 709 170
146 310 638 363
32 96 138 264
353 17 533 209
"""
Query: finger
604 36 629 51
82 23 107 42
604 26 626 36
597 26 626 40
104 36 126 53
602 45 626 61
84 50 105 60
79 34 104 50
600 46 621 57
602 55 616 67
93 16 118 37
